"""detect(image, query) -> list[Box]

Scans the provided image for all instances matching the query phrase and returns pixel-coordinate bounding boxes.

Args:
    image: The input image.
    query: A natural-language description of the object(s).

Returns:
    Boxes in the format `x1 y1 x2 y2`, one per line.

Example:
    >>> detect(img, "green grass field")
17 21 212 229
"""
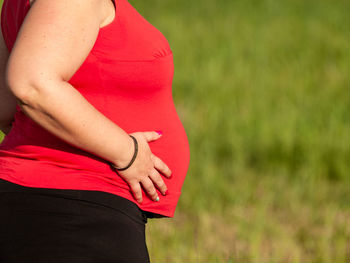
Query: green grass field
1 0 350 262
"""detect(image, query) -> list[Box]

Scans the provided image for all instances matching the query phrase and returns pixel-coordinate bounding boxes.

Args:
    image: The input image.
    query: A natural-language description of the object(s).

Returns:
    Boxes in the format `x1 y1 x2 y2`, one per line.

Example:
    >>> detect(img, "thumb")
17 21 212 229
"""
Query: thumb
143 130 162 142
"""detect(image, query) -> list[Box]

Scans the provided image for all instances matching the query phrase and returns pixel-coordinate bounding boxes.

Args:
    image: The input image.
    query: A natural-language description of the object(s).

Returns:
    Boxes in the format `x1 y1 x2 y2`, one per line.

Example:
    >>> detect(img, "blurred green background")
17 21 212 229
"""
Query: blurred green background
1 0 350 262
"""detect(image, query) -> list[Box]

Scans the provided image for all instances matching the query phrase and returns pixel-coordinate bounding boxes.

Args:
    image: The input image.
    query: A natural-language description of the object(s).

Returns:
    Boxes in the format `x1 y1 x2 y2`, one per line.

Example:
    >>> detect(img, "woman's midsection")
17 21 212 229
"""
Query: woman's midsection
0 99 190 192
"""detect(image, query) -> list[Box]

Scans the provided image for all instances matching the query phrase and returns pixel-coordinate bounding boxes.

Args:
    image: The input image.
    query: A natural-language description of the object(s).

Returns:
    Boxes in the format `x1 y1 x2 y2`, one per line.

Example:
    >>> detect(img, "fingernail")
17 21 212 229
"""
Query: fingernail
165 190 169 195
155 196 160 202
156 130 163 135
138 199 143 204
169 174 172 179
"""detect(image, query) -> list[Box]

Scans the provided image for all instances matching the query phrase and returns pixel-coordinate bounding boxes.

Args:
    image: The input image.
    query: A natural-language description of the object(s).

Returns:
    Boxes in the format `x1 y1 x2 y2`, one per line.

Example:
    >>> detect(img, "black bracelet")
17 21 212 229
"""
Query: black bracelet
111 135 138 171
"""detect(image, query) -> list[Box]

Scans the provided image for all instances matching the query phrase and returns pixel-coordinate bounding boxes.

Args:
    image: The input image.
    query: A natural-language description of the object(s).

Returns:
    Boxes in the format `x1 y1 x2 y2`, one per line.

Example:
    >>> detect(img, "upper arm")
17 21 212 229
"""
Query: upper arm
6 0 106 98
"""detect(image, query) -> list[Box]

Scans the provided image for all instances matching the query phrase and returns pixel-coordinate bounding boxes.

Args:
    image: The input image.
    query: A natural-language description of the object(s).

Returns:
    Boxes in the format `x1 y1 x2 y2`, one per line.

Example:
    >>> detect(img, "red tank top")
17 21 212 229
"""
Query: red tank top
0 0 190 217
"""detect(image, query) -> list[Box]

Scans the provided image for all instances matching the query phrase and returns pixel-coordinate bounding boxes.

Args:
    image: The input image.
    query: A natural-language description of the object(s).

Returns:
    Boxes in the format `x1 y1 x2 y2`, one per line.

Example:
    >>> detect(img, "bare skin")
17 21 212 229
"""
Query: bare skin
1 0 172 203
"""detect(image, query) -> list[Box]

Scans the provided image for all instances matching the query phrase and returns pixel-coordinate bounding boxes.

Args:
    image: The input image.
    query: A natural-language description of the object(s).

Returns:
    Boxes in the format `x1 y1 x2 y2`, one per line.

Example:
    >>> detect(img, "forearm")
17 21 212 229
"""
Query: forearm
12 80 133 167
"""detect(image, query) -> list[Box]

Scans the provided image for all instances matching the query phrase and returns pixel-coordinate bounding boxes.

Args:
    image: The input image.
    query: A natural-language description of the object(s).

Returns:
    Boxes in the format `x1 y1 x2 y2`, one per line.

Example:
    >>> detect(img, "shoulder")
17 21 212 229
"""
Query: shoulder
6 0 115 88
27 0 112 28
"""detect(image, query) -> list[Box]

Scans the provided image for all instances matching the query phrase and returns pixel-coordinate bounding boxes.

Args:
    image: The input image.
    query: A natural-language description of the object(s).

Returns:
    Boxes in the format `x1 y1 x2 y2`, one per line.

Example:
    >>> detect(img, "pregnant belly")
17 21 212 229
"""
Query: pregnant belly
0 97 190 199
107 98 191 196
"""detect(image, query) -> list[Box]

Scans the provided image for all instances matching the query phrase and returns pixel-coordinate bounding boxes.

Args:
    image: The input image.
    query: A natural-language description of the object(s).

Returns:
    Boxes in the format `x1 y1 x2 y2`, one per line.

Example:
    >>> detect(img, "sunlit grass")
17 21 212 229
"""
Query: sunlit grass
1 0 350 261
132 0 350 261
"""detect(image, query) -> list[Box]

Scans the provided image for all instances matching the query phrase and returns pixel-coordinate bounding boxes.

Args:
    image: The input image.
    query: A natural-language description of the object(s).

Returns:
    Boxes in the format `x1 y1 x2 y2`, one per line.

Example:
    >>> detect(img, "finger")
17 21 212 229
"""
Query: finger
148 169 168 196
142 131 162 142
140 177 160 202
151 154 172 178
130 182 143 204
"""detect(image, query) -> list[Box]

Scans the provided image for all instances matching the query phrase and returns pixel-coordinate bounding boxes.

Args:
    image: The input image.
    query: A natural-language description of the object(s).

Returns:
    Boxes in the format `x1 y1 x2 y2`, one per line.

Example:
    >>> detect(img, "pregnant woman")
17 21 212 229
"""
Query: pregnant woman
0 0 190 262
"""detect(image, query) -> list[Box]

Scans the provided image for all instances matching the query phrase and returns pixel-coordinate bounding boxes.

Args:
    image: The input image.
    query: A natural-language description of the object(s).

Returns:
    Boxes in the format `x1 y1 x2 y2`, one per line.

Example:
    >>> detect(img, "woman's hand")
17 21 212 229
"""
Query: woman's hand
111 131 172 203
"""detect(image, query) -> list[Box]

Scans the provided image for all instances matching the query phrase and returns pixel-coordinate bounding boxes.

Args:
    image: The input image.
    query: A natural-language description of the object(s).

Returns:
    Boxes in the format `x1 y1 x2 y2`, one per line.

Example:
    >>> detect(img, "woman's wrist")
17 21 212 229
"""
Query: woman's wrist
111 134 135 169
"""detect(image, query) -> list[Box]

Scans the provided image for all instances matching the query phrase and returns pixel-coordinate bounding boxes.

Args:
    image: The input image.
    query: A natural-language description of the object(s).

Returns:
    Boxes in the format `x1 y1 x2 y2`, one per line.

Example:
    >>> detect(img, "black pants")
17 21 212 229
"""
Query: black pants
0 179 151 263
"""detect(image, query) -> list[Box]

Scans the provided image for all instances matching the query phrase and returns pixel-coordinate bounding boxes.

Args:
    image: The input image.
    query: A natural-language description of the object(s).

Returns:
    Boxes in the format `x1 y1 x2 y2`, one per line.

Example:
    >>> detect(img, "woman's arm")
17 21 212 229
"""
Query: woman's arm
0 15 17 134
6 0 134 165
5 0 171 202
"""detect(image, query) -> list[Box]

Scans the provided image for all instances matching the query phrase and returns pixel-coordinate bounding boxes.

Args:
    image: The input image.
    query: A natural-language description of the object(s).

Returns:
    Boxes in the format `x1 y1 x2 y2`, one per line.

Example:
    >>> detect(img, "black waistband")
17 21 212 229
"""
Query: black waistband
0 178 149 224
